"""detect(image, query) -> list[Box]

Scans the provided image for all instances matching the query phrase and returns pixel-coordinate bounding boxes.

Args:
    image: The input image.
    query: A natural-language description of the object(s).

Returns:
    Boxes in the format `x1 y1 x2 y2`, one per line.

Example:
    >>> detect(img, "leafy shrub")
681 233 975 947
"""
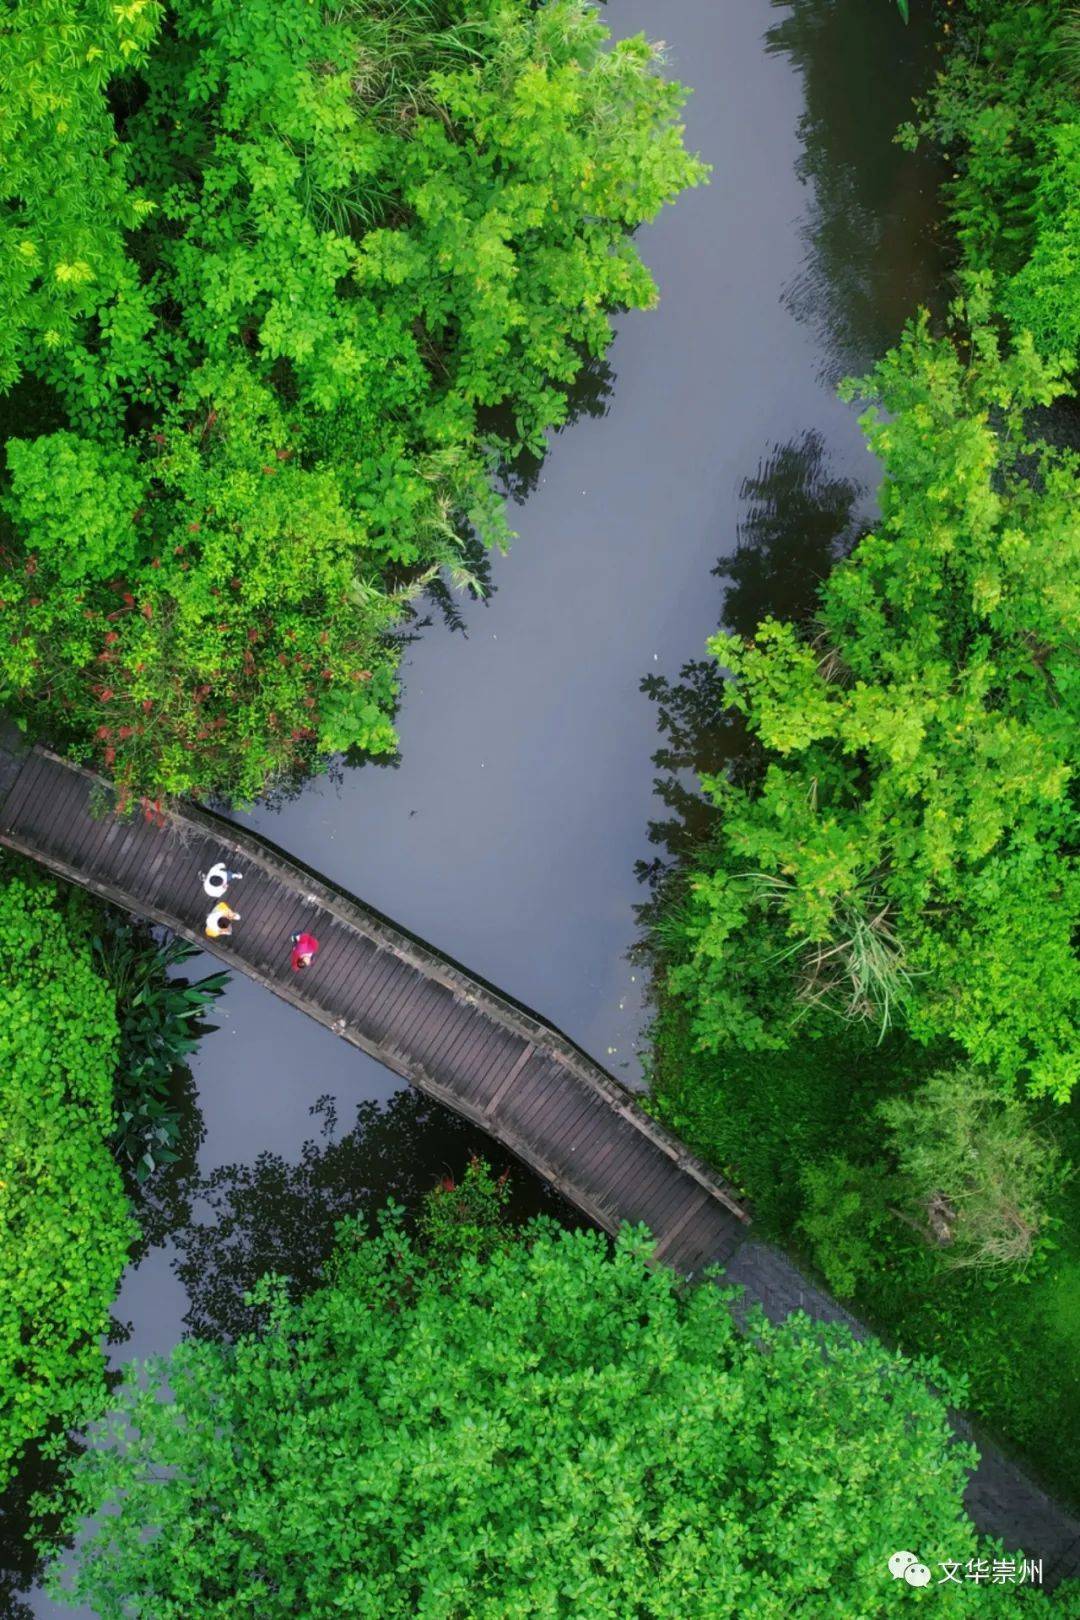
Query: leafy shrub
797 1153 894 1299
0 0 703 800
416 1153 513 1268
91 923 227 1183
4 432 146 585
878 1066 1068 1271
0 0 164 391
667 292 1080 1101
1054 6 1080 85
907 0 1080 359
0 868 134 1488
646 991 1080 1509
1000 120 1080 361
43 1213 1063 1617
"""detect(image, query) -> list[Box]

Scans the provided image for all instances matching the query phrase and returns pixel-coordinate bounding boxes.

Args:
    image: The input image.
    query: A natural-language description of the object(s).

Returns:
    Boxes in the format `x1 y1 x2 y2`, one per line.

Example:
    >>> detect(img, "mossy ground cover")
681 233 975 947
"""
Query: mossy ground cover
647 998 1080 1511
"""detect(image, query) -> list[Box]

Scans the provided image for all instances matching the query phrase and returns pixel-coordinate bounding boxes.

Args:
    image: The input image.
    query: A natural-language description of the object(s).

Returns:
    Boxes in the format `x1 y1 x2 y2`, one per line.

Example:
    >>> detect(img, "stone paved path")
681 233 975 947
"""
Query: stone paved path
722 1238 1080 1588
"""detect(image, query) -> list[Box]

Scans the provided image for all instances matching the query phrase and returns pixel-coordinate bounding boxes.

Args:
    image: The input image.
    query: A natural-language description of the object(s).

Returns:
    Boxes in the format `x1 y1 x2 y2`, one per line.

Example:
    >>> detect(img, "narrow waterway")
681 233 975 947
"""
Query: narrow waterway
11 2 946 1612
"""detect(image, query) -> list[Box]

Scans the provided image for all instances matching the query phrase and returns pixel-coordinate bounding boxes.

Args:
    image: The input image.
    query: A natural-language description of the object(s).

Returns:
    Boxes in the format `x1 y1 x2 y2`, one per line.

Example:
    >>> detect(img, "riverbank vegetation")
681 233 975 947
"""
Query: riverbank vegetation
644 0 1080 1511
41 1167 1059 1617
0 0 701 803
0 869 134 1492
0 857 223 1499
663 295 1077 1102
904 0 1080 361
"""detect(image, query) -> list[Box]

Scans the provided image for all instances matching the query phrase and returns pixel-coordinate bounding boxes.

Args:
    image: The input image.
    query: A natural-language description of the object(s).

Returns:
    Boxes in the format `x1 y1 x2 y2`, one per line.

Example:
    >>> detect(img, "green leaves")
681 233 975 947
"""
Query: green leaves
0 0 702 800
914 1 1079 361
44 1214 1058 1617
670 304 1080 1099
93 923 227 1181
878 1066 1067 1271
0 0 164 390
0 864 135 1488
4 430 146 584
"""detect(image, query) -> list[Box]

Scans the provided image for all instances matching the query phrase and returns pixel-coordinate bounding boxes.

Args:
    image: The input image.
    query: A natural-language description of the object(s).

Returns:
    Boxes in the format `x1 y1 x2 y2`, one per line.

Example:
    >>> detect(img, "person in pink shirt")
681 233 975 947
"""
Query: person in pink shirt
290 931 320 971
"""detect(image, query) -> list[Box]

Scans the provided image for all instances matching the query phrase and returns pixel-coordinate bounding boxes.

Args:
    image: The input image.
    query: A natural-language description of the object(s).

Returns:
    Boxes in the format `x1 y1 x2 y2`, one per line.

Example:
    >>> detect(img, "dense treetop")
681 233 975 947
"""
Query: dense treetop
0 0 702 799
665 290 1079 1101
0 867 134 1488
43 1202 1066 1617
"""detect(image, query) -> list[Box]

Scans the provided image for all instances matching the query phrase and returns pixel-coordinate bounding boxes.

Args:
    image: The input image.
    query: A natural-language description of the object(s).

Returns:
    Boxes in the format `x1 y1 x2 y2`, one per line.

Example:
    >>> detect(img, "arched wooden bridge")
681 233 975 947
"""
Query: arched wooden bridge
5 739 1080 1578
0 740 750 1269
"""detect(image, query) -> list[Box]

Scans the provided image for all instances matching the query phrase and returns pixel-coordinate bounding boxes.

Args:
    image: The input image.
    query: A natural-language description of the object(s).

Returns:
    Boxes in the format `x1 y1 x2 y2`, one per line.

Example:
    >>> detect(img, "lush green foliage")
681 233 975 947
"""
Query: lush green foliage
92 922 226 1181
879 1065 1066 1271
646 996 1080 1510
0 0 702 800
664 296 1079 1100
797 1151 893 1299
0 0 163 390
905 0 1080 359
1003 118 1080 358
45 1205 1064 1617
416 1153 514 1266
0 867 134 1489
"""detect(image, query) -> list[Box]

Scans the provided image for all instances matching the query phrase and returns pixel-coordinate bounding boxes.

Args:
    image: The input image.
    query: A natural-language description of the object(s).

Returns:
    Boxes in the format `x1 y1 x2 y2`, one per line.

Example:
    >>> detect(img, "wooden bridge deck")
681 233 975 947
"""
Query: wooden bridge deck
0 744 749 1270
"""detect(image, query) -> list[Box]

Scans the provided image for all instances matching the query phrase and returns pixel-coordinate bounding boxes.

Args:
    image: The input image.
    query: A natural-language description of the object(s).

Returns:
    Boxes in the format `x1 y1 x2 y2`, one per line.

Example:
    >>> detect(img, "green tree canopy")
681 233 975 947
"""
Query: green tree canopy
0 866 134 1487
45 1211 1066 1617
904 0 1080 362
667 291 1079 1101
0 0 702 800
0 0 163 389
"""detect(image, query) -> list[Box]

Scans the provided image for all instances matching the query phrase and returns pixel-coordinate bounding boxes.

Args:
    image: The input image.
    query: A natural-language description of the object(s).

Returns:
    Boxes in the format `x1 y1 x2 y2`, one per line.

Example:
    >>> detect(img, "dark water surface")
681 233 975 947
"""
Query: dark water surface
13 2 945 1612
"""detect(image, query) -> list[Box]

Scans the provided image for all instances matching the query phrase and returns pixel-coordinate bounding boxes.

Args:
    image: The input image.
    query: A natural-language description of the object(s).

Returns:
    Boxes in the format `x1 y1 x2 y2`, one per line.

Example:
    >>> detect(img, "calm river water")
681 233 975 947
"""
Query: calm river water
11 2 945 1612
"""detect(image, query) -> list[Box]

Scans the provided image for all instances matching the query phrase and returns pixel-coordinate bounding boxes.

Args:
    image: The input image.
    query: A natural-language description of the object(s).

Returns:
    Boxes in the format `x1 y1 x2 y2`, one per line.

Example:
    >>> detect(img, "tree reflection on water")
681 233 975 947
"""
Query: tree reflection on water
638 429 862 890
766 0 948 382
171 1088 576 1344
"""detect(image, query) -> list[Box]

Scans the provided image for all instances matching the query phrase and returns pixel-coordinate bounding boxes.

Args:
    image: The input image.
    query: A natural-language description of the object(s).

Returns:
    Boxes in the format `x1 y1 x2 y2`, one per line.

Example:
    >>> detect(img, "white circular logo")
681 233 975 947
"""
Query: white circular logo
905 1563 932 1588
889 1551 919 1580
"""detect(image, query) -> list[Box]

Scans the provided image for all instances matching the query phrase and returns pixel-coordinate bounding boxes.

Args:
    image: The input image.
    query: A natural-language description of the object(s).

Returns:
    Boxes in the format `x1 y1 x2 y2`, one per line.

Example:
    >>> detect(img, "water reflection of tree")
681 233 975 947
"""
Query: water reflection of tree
495 354 615 506
419 352 615 633
171 1089 575 1343
0 1439 76 1620
719 431 861 636
766 0 948 381
638 432 860 893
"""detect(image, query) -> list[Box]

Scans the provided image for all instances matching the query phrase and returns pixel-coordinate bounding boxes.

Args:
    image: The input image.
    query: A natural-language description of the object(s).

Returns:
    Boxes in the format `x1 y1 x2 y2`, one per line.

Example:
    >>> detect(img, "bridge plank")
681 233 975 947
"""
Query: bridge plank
632 1168 699 1237
104 816 156 893
393 978 447 1048
330 943 384 1021
439 1021 506 1090
539 1085 600 1155
23 761 82 853
0 748 44 828
408 996 471 1067
367 964 426 1038
341 946 399 1016
494 1056 569 1133
404 985 460 1061
68 803 129 886
462 1029 522 1103
426 1015 495 1088
666 1201 743 1274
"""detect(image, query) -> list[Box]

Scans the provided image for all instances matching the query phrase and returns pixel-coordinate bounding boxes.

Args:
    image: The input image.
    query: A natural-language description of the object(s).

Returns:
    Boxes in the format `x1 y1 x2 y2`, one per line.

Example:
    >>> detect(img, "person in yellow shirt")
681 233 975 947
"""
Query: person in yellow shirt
205 901 240 939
